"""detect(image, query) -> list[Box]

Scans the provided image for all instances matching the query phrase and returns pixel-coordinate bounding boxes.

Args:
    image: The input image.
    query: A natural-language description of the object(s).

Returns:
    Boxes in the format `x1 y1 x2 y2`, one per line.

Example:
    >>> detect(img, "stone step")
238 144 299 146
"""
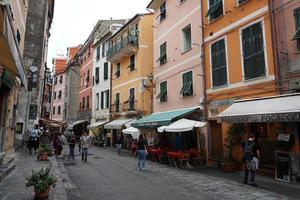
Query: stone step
0 162 16 183
3 155 15 165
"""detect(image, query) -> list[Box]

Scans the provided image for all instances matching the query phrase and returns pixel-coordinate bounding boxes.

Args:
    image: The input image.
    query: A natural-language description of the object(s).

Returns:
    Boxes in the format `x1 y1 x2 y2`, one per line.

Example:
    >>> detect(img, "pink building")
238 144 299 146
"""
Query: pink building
149 0 204 113
51 58 67 122
132 0 205 151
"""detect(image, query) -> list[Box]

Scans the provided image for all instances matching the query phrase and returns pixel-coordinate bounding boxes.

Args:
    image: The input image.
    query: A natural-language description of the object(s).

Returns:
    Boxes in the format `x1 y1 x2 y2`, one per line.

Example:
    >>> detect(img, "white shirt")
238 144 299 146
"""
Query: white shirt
81 136 91 148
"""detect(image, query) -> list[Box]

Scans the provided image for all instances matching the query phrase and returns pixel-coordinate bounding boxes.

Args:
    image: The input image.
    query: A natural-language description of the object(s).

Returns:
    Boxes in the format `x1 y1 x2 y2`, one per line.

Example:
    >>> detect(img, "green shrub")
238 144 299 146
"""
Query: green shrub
25 167 57 192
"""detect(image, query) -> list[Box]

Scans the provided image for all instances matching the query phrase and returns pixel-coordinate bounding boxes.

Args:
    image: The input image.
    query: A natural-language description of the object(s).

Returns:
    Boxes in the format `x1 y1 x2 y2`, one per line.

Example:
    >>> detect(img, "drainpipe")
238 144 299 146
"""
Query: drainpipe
269 0 282 94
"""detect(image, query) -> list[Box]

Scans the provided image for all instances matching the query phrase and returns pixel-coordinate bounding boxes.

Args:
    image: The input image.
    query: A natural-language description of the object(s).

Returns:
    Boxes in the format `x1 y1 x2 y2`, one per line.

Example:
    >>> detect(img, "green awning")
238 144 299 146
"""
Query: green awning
132 107 199 128
292 30 300 41
205 0 222 17
2 70 16 89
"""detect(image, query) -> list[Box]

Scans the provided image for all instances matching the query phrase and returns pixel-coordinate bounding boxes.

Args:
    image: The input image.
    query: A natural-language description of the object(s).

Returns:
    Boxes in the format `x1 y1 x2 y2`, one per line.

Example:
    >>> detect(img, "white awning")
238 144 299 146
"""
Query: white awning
217 93 300 123
122 127 140 139
104 118 135 129
157 118 206 133
68 120 87 129
87 120 109 129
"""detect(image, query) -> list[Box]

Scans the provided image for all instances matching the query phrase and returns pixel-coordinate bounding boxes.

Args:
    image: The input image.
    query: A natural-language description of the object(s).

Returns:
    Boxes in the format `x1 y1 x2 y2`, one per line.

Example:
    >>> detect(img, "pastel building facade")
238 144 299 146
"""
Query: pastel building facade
51 58 67 121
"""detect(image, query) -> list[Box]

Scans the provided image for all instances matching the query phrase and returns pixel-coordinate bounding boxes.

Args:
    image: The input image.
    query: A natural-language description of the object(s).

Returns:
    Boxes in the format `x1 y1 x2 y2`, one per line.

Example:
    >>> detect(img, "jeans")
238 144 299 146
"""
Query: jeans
69 146 75 160
82 147 88 162
137 150 146 170
116 143 122 154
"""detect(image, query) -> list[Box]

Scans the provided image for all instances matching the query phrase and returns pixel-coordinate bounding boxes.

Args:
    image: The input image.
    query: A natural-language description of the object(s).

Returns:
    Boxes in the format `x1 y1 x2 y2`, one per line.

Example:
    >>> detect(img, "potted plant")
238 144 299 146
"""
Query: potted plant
37 144 52 161
222 123 244 172
25 167 57 199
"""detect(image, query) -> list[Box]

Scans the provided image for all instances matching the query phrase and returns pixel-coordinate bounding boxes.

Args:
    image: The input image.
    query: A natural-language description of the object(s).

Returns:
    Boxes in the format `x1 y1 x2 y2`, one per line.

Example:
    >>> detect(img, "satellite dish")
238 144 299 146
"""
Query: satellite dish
29 66 38 73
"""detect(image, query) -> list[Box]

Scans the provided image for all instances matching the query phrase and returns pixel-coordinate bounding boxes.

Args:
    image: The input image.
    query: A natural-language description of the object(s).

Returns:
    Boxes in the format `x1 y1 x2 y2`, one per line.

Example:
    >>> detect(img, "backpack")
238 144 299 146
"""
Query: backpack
243 141 255 161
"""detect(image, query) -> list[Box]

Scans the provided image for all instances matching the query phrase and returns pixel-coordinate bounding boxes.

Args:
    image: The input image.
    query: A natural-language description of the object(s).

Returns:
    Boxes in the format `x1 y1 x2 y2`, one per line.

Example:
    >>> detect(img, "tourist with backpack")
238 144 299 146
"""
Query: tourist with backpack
241 133 260 186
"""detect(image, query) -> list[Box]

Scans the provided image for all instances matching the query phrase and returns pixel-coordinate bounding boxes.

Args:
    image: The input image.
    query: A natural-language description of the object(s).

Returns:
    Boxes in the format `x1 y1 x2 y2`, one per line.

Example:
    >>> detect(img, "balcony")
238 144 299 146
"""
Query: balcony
107 35 138 63
111 103 122 114
78 109 92 120
122 100 137 112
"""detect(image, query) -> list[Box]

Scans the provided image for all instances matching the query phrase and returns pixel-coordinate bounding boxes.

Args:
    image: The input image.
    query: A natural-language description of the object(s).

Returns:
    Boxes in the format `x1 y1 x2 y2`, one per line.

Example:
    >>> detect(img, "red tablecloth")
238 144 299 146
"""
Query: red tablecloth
150 149 161 156
167 152 184 159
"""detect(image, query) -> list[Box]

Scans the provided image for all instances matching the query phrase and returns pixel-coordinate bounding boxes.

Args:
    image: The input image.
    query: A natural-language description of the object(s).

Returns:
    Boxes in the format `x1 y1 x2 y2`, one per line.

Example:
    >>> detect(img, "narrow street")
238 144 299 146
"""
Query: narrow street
61 147 296 200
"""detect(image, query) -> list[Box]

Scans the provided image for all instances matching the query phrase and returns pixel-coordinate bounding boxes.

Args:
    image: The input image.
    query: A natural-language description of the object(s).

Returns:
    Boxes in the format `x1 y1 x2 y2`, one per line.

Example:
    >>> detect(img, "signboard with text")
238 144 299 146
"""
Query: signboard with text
220 112 300 123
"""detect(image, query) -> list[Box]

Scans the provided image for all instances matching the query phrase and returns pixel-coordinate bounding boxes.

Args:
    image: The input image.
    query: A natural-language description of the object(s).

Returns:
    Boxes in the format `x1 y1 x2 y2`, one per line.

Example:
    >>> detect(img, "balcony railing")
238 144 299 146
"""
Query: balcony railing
122 100 137 112
107 35 138 62
111 103 122 113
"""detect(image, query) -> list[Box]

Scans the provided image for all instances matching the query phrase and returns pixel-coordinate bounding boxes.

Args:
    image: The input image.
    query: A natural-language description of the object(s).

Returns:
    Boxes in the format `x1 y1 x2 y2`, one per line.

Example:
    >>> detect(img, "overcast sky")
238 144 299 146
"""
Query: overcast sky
47 0 151 70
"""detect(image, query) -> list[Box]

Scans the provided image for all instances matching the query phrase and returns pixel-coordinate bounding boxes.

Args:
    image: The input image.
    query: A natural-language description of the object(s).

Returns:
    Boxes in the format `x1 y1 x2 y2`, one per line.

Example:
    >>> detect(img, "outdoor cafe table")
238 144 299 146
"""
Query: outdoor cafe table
149 148 161 161
167 151 184 167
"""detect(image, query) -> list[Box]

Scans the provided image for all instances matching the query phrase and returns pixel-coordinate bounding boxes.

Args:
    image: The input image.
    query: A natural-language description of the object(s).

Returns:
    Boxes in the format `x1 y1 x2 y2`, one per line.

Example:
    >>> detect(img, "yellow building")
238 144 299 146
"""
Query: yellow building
202 0 278 169
104 13 154 145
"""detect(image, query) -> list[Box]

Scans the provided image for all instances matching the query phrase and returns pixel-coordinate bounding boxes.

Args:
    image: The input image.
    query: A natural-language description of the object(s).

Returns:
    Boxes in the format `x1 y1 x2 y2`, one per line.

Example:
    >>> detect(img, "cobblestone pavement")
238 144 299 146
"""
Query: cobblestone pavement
62 147 298 200
0 149 50 200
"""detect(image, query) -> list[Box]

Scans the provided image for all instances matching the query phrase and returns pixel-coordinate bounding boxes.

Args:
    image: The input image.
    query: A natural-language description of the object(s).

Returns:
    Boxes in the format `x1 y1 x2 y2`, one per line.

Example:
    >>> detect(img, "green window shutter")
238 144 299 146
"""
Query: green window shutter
211 39 227 87
129 54 135 71
242 22 265 80
106 90 109 109
104 62 108 80
294 9 300 29
95 68 99 83
160 81 167 102
206 0 222 19
101 92 104 109
159 42 167 65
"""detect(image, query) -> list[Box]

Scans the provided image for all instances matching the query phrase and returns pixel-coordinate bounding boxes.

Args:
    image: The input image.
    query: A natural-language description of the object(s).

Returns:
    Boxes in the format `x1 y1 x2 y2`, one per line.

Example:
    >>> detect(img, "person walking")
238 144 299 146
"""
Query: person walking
68 132 76 160
28 125 40 154
137 134 147 171
242 133 260 186
81 132 91 162
116 132 122 155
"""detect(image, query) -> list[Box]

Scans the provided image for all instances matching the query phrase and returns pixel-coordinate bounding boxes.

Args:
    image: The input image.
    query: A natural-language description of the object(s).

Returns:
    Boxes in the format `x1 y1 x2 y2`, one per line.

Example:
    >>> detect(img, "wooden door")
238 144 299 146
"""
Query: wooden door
210 121 223 159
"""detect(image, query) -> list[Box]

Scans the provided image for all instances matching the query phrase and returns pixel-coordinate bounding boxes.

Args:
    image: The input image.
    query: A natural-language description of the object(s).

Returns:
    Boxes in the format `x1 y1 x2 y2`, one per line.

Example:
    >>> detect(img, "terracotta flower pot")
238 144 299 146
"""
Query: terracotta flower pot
34 187 50 199
41 152 48 161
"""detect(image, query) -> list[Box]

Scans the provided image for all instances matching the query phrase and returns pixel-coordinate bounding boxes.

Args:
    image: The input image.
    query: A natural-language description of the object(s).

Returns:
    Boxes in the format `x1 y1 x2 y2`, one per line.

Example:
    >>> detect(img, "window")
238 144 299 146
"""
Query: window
96 46 100 60
58 91 62 99
101 91 104 109
87 95 90 109
54 92 56 100
293 9 300 50
29 104 37 119
180 71 193 97
59 75 63 83
58 106 61 115
182 24 192 51
82 97 85 109
53 106 55 115
242 22 266 80
158 42 167 65
211 39 227 87
95 67 99 84
128 54 135 71
96 93 99 110
115 63 120 78
128 88 135 110
79 103 82 110
54 76 57 85
102 43 105 57
206 0 223 21
160 1 166 22
156 81 167 102
104 62 109 80
105 90 109 109
86 70 90 82
238 0 248 5
115 93 120 112
16 29 21 45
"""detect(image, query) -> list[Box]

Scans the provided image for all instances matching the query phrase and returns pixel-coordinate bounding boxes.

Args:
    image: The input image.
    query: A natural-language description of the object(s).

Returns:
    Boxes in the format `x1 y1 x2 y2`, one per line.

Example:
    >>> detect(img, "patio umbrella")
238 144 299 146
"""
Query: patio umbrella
157 118 206 133
122 127 141 139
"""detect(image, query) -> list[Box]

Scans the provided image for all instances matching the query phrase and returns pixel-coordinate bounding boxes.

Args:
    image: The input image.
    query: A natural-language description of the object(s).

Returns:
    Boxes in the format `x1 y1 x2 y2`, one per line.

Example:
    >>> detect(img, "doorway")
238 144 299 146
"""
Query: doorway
210 120 223 159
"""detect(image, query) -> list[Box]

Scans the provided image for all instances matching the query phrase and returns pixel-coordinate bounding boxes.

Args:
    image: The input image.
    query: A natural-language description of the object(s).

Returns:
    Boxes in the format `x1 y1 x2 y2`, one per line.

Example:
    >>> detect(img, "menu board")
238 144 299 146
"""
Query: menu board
275 152 290 182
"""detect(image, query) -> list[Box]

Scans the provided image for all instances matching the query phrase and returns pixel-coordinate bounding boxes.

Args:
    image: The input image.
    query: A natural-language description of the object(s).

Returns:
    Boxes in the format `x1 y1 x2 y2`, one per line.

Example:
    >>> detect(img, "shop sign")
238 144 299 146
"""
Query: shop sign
220 112 300 123
209 98 236 109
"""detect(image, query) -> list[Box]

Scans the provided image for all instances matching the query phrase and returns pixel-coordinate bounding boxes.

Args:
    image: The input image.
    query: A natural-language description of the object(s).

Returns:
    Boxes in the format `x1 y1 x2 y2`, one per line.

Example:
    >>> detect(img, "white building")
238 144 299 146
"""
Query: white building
91 21 125 128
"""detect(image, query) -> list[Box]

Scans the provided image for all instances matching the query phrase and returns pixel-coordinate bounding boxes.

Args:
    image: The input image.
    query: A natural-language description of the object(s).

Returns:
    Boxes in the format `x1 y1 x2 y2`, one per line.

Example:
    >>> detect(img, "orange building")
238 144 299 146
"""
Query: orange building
202 0 282 173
